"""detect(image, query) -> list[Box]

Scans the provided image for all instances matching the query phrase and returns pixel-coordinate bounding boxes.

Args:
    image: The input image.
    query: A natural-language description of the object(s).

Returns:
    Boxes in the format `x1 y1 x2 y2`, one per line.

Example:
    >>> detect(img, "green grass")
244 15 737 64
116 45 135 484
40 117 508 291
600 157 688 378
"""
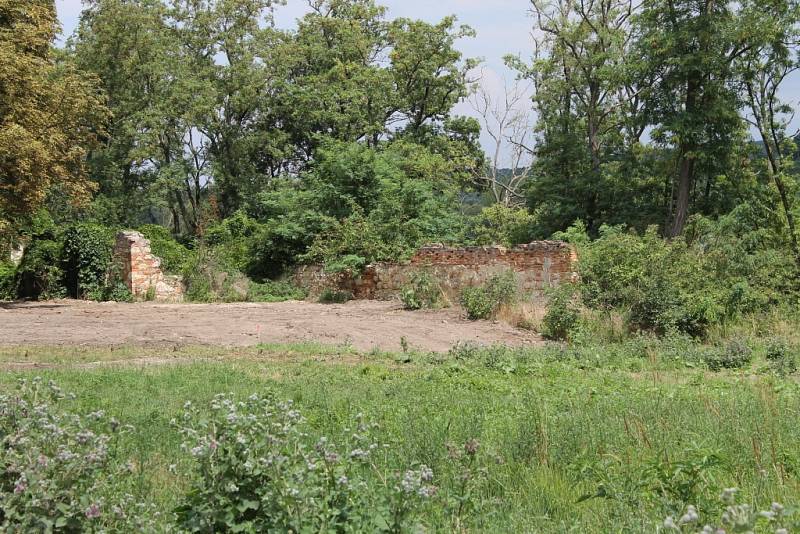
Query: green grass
1 343 799 532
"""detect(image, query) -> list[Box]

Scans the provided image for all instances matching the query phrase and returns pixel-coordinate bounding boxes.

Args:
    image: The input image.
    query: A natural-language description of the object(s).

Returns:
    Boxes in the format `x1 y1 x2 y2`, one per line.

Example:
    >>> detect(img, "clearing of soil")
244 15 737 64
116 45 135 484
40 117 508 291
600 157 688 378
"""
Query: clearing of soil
0 300 539 352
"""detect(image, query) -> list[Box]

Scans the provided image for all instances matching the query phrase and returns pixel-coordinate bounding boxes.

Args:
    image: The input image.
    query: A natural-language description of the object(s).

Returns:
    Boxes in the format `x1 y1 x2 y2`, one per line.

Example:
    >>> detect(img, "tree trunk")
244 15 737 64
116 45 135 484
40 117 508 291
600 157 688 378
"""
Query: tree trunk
668 76 699 238
669 155 694 237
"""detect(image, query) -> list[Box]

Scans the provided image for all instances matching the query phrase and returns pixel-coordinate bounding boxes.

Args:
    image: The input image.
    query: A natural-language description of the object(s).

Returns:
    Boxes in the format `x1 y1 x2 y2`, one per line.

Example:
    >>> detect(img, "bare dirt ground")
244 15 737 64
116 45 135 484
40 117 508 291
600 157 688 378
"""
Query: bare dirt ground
0 300 540 352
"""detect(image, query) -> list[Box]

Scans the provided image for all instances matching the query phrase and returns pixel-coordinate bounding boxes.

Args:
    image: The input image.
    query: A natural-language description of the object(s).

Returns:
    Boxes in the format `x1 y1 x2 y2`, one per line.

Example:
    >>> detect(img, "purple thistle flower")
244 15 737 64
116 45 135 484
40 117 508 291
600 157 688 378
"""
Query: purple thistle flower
85 503 101 519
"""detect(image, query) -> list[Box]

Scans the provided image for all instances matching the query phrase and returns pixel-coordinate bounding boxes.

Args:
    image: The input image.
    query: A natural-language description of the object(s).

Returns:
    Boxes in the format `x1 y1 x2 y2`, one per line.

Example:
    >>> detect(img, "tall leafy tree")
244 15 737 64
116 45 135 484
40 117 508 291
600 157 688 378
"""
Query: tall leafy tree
736 0 800 262
512 0 651 235
637 0 749 237
0 0 107 243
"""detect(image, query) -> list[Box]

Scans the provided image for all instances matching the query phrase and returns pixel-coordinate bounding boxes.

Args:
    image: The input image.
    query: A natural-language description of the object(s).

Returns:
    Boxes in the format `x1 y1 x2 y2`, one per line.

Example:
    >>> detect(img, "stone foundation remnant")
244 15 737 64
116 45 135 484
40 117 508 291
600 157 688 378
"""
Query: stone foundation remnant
293 242 578 301
113 231 184 301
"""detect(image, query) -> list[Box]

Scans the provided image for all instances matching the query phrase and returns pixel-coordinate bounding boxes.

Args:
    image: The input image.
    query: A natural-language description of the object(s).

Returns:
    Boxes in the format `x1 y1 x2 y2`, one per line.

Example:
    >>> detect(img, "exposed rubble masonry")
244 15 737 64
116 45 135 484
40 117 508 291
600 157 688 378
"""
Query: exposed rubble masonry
293 242 578 301
114 231 184 301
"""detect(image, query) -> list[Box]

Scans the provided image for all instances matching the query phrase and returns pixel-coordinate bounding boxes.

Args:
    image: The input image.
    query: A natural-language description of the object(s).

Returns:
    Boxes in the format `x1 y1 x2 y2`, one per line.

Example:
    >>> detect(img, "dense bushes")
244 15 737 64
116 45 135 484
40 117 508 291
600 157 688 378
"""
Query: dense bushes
62 223 114 299
466 204 537 247
247 140 465 277
0 261 16 300
11 223 133 302
563 211 799 338
16 233 67 300
181 246 307 303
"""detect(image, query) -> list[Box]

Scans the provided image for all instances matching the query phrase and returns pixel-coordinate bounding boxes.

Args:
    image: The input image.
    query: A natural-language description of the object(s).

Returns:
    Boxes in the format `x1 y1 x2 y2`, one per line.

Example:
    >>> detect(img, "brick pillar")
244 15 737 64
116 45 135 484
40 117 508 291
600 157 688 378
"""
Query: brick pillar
113 231 184 301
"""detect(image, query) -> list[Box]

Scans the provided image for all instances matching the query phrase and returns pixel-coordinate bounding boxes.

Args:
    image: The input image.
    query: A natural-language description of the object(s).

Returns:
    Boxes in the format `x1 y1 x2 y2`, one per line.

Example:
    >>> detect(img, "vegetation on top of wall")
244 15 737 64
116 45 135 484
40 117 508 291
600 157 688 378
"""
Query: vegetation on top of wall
138 224 194 275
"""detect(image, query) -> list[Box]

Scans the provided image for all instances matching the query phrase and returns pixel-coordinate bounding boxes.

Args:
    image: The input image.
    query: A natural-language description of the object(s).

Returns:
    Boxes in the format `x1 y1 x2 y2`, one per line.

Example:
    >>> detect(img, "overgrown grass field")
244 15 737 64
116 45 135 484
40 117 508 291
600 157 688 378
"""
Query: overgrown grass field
1 342 798 532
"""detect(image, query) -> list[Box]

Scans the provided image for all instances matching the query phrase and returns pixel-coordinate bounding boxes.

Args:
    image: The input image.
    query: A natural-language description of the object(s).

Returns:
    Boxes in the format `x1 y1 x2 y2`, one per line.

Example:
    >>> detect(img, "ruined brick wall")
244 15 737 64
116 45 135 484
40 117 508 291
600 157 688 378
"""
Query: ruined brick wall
114 231 184 301
293 242 578 301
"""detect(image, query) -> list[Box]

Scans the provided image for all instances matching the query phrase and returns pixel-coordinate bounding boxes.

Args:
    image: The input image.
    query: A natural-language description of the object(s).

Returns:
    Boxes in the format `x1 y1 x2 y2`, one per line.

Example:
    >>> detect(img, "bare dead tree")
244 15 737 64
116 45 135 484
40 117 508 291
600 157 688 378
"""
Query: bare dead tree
469 75 534 207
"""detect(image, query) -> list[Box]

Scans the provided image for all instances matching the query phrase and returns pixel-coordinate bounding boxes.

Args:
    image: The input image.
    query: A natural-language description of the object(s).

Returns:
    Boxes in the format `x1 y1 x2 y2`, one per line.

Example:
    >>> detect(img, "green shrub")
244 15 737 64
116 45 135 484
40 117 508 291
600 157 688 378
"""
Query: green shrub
401 270 446 310
182 248 249 303
541 285 581 341
175 394 435 533
62 223 115 299
460 271 517 320
468 204 537 247
460 286 495 320
570 213 800 338
704 339 753 371
323 253 367 275
764 337 798 376
16 236 67 300
247 280 307 302
203 211 264 275
138 224 193 274
319 288 353 304
0 261 16 300
103 278 133 303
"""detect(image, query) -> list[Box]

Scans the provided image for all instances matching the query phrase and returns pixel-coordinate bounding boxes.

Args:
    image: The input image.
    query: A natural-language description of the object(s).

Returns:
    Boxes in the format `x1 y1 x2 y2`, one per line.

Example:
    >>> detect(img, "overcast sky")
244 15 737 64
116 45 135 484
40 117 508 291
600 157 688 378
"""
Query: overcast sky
55 0 799 161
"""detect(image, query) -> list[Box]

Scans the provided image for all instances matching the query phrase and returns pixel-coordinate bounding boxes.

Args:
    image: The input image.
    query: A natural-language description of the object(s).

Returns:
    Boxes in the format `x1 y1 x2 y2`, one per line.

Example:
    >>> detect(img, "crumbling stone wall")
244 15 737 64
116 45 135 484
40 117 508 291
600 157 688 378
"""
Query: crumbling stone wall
293 242 578 301
114 231 184 301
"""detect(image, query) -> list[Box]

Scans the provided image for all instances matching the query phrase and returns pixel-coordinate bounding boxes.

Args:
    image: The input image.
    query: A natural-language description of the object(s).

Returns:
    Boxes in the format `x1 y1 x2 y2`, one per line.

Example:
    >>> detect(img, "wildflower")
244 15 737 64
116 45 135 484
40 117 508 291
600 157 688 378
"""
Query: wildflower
85 503 101 519
57 449 76 462
679 505 699 525
13 477 27 494
663 516 678 530
349 448 368 460
227 483 239 493
418 485 437 498
464 438 480 456
76 430 96 444
420 465 434 482
720 487 738 504
337 475 349 486
209 438 218 451
401 470 418 494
